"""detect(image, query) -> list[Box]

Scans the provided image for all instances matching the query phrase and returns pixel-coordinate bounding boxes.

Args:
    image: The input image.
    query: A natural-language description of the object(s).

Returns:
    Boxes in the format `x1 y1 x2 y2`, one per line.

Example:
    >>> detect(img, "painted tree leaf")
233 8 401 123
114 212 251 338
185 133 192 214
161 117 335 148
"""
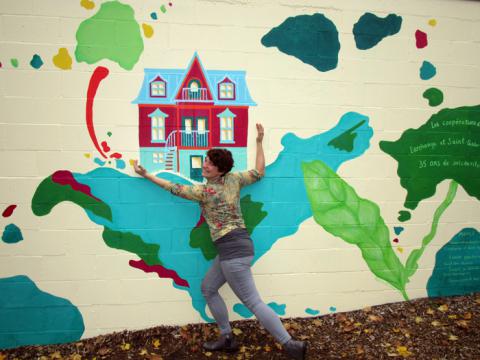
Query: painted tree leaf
302 160 406 293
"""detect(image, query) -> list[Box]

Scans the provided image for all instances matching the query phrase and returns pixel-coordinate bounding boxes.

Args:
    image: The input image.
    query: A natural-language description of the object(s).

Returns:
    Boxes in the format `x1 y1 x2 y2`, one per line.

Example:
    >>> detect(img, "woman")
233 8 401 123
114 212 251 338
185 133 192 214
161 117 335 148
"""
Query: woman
134 124 307 360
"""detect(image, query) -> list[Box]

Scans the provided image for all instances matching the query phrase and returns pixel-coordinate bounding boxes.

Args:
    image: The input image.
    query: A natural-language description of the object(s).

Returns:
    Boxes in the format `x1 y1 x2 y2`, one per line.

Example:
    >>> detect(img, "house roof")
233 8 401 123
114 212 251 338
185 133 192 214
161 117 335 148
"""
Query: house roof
132 53 256 106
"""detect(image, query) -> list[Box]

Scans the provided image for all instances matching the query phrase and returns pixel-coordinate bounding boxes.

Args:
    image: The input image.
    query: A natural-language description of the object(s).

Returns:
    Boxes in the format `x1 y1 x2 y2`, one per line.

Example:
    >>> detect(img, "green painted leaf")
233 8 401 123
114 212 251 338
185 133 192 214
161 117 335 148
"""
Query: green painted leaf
302 160 406 293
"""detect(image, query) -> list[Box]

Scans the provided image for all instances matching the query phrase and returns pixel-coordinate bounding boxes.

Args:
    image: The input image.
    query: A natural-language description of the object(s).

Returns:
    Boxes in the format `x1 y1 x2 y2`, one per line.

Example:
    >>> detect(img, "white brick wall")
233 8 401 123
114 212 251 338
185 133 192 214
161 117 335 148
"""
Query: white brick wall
1 0 479 345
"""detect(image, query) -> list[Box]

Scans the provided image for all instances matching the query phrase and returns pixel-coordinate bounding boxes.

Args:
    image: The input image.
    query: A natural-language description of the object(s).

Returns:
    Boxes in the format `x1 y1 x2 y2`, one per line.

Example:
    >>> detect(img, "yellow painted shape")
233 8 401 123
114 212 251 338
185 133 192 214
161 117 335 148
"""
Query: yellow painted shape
129 159 135 166
80 0 95 10
397 246 404 253
428 19 437 26
84 153 91 158
142 23 154 38
52 48 73 70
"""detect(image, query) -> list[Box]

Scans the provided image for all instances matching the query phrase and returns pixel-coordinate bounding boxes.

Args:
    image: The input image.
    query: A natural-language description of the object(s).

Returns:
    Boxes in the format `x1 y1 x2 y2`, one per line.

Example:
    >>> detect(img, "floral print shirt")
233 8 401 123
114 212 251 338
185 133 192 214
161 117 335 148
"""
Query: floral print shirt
166 169 263 241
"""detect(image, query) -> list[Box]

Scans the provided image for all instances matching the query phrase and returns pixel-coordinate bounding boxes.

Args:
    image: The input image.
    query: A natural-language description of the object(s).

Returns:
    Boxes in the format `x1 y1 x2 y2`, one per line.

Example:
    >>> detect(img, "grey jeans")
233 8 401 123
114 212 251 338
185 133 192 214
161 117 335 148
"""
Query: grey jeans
201 255 292 344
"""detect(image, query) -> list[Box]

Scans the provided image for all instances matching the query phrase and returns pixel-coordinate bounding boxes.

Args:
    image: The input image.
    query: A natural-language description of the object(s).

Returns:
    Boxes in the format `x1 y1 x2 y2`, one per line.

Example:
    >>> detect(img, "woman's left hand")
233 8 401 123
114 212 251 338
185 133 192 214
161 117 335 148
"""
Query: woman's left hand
256 123 264 143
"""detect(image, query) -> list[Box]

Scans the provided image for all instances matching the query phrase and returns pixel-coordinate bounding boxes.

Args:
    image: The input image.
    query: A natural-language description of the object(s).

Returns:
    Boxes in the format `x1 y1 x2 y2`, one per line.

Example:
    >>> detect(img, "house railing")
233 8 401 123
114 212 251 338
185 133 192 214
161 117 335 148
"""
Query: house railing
179 88 209 101
165 130 210 148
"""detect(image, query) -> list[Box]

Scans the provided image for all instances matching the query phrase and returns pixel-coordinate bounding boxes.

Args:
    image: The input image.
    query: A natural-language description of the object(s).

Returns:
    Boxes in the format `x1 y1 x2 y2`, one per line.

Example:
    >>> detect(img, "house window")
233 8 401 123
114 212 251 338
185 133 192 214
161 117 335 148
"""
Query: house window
148 108 168 143
218 108 236 143
150 76 166 97
152 116 165 141
218 82 235 99
153 152 164 164
184 118 193 134
197 118 206 134
188 80 201 99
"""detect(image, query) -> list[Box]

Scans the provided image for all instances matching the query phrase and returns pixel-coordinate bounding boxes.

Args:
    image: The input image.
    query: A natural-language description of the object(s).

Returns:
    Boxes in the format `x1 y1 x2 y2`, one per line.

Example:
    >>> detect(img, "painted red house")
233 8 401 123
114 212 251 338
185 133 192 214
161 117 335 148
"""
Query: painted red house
132 53 256 181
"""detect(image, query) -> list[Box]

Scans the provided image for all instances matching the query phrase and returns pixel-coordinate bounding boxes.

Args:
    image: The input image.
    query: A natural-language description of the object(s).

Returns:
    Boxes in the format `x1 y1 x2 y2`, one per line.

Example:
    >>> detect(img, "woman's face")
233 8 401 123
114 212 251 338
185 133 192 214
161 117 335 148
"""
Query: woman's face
202 156 223 179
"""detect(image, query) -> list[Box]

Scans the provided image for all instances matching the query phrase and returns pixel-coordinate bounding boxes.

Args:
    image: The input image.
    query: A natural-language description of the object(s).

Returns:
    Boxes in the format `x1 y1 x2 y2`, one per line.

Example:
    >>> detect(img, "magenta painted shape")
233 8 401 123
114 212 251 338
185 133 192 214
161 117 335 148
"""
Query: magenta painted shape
52 170 101 202
2 205 17 218
415 30 428 48
129 259 190 288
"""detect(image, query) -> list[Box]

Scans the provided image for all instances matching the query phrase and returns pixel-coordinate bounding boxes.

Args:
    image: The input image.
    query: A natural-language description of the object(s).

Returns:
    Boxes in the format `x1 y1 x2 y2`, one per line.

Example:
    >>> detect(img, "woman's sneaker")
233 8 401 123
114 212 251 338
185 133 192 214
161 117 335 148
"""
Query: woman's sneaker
203 333 239 352
284 339 307 360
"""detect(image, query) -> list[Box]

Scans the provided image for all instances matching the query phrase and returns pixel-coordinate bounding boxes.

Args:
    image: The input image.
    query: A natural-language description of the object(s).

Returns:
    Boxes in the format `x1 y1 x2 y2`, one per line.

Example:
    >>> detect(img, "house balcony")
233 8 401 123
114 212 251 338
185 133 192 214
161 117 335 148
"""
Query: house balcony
178 88 210 102
165 130 210 148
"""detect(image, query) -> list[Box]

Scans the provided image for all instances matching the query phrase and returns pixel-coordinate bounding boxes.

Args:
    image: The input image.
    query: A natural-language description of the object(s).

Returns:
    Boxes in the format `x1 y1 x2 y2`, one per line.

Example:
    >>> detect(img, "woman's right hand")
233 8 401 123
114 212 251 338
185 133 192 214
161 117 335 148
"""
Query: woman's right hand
133 160 148 177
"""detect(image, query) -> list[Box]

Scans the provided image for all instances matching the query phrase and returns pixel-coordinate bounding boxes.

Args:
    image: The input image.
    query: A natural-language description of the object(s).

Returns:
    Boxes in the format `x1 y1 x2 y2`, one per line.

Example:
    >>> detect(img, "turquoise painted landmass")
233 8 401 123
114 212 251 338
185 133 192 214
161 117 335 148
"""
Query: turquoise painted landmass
420 61 436 80
0 275 84 349
427 228 480 297
261 13 340 72
2 224 23 244
353 13 402 50
33 112 372 322
233 302 286 318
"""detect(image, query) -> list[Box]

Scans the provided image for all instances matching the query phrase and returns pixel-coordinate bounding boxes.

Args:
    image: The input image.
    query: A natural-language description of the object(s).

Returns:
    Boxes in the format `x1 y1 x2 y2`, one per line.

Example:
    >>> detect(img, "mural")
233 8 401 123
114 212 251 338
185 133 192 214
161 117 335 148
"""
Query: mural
1 0 479 351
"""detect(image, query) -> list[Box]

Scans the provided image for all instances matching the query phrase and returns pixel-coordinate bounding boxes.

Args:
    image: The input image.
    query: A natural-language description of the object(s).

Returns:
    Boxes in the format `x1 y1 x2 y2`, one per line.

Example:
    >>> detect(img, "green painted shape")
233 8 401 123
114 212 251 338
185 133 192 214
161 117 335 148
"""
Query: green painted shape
398 210 411 222
302 160 407 298
31 176 112 221
10 58 19 68
328 120 366 152
75 1 144 70
189 195 268 261
379 105 480 210
102 227 161 266
261 13 340 72
423 87 444 107
405 181 458 280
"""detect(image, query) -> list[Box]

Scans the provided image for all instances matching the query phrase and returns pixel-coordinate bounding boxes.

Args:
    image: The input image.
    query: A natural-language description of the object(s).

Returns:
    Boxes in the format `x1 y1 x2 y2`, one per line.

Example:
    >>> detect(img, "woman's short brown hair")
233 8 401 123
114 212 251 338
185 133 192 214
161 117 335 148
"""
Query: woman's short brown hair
206 148 234 175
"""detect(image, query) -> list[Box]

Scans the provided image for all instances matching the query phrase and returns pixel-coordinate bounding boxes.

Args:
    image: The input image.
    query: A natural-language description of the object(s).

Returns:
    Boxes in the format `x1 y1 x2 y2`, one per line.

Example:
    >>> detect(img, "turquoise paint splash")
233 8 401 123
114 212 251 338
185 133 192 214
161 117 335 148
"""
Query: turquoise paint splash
94 157 106 166
115 159 126 169
233 302 286 318
2 224 23 244
394 226 404 235
0 275 84 349
427 228 480 297
30 54 43 69
329 306 337 312
305 308 320 315
353 13 402 50
65 112 372 322
420 61 436 80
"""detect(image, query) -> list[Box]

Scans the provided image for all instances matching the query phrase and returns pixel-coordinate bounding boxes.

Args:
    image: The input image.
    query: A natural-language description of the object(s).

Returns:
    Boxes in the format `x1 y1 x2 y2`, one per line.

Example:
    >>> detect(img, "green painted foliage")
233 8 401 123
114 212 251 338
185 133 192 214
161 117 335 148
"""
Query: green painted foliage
31 176 112 221
302 160 407 294
102 227 162 266
190 195 268 260
75 1 144 70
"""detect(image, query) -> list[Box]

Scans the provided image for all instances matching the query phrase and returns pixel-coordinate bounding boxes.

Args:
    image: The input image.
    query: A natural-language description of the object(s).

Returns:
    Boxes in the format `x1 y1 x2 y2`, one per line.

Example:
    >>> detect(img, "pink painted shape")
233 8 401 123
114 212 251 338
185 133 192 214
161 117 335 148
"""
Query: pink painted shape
129 259 190 288
109 152 122 159
86 67 109 158
415 30 428 49
52 170 101 202
2 205 17 217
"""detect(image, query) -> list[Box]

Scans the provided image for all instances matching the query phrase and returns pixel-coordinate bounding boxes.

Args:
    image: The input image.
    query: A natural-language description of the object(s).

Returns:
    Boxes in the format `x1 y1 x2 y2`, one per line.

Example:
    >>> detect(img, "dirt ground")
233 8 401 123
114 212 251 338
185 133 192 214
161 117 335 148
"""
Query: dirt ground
2 293 479 360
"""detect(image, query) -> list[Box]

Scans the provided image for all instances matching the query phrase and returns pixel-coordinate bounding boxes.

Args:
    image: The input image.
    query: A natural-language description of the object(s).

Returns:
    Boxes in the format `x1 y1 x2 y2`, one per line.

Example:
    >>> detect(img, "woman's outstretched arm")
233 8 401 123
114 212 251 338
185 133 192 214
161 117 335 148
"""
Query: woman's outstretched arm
255 123 265 177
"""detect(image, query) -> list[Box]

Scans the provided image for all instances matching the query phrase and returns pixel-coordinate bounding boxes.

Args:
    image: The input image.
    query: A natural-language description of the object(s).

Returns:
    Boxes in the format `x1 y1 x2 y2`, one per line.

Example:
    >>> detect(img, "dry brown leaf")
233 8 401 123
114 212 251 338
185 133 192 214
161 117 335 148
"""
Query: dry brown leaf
363 306 372 313
264 344 271 352
438 304 448 312
148 355 163 360
448 334 459 341
120 342 131 351
427 308 435 315
70 354 82 360
98 347 110 355
364 328 373 334
313 319 322 327
354 322 362 327
152 339 161 348
448 314 457 319
343 324 355 332
368 314 384 322
204 352 212 357
431 320 442 327
232 327 243 335
0 354 6 360
456 320 469 329
139 348 149 356
356 345 365 355
463 312 472 320
49 351 62 359
415 316 423 324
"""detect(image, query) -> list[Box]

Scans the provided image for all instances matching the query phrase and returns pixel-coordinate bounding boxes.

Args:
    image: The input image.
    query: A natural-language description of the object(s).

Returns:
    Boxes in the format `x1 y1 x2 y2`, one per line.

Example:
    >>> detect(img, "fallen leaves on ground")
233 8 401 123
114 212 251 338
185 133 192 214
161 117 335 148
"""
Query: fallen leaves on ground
2 294 479 359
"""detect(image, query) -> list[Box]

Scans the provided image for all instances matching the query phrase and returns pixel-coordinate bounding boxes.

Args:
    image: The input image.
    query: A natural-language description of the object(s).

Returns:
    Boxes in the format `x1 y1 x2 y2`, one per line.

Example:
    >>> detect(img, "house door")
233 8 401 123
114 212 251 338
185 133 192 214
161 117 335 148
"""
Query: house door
190 155 203 182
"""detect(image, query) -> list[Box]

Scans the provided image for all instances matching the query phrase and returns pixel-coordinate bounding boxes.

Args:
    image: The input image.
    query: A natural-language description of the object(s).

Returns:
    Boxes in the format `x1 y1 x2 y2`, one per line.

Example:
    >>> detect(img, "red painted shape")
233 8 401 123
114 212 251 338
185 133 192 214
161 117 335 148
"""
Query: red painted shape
109 152 123 159
52 170 101 202
415 30 428 49
129 259 190 288
101 140 111 153
86 67 110 158
174 56 214 101
393 238 399 243
195 215 206 227
2 205 17 217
